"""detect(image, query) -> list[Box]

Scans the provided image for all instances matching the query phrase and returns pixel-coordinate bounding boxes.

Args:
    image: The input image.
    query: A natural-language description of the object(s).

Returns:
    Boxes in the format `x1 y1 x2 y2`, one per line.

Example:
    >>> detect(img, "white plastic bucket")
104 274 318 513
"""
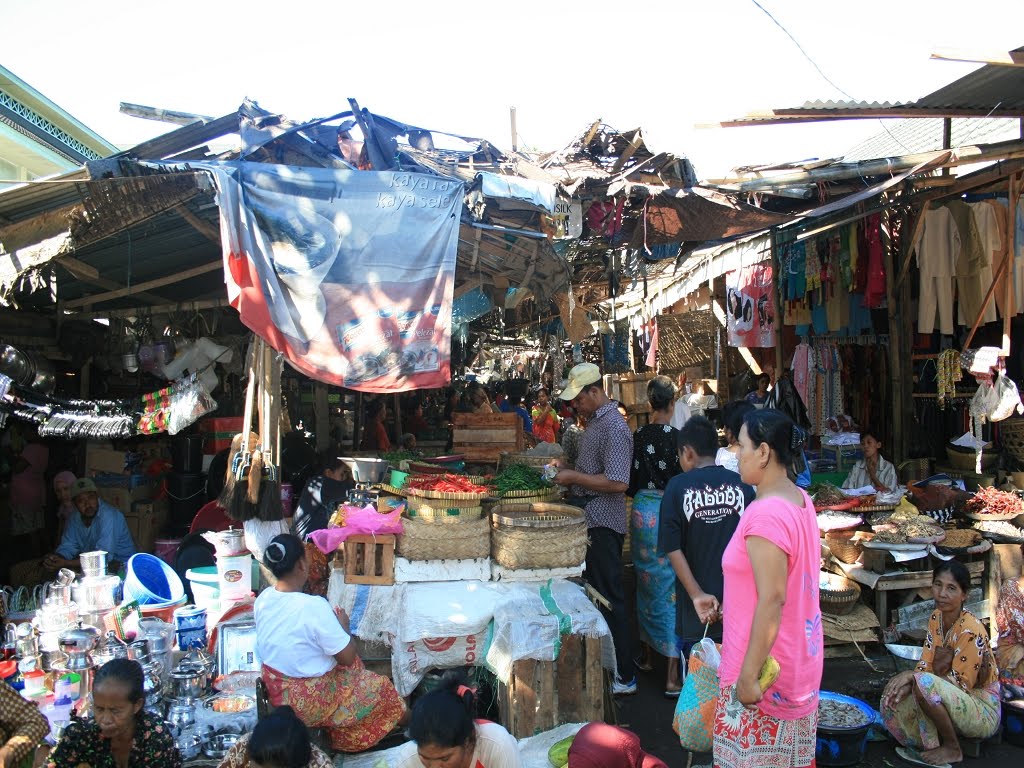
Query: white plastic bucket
185 567 220 610
216 554 253 601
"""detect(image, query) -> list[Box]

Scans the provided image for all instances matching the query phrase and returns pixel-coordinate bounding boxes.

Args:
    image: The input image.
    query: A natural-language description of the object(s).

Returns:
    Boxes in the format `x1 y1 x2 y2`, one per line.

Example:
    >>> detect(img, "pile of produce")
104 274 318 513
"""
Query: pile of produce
964 486 1024 518
938 529 982 549
818 697 871 729
381 450 419 464
973 520 1024 542
812 484 847 506
404 474 491 495
871 511 944 544
488 464 553 494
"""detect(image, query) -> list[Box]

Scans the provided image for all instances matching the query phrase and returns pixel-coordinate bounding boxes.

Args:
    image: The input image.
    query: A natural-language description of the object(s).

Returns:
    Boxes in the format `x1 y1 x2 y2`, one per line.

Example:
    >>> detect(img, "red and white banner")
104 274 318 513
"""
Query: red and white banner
206 162 463 392
725 263 776 349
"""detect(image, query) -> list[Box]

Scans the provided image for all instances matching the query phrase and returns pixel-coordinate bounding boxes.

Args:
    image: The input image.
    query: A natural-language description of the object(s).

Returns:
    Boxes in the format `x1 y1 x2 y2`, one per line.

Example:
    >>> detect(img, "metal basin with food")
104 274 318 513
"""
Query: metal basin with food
339 457 389 483
175 732 203 761
203 732 241 759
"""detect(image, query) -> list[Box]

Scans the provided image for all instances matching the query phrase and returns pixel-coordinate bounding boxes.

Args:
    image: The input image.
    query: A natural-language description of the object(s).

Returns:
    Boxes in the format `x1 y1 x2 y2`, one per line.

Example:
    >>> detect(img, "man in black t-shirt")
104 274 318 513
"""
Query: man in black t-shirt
658 416 754 659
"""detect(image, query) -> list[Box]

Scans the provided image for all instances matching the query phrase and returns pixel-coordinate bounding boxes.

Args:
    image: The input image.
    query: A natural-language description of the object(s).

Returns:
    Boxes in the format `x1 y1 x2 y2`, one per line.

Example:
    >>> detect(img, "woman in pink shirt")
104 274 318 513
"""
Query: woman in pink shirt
711 410 823 768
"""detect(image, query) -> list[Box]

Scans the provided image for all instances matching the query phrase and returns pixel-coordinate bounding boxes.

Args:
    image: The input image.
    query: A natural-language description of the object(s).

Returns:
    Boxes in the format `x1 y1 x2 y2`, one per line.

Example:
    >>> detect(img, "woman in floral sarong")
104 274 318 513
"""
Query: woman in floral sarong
995 543 1024 700
255 534 407 753
881 561 1001 766
627 376 682 696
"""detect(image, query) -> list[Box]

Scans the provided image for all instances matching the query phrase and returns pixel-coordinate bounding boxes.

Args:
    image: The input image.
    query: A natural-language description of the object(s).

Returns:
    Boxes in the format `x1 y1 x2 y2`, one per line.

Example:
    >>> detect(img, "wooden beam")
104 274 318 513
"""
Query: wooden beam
125 112 239 160
929 47 1024 67
0 203 79 253
56 258 168 305
72 297 228 320
61 260 222 309
174 204 221 243
119 102 214 126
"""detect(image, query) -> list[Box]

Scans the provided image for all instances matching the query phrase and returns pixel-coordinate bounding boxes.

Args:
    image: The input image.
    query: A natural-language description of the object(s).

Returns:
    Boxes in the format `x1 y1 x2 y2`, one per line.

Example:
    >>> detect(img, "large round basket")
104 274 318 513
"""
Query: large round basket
490 502 588 570
397 515 490 560
819 572 862 616
496 488 561 504
945 445 998 472
825 531 873 565
1001 417 1024 464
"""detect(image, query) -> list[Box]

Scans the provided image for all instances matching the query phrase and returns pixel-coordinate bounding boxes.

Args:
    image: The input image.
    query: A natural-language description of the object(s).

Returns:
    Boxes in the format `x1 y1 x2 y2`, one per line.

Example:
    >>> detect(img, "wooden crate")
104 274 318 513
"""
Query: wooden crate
498 634 604 738
453 413 524 462
342 534 396 585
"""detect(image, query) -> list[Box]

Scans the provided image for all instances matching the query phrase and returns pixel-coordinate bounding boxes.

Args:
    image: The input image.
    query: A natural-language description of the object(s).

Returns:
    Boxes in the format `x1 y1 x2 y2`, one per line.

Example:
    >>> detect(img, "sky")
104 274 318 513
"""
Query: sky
3 0 1023 179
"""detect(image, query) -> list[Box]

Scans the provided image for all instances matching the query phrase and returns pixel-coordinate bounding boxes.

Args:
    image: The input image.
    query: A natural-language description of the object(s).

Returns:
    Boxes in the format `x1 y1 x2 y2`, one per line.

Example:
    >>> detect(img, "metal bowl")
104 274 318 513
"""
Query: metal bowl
339 457 389 483
175 732 203 761
203 732 241 759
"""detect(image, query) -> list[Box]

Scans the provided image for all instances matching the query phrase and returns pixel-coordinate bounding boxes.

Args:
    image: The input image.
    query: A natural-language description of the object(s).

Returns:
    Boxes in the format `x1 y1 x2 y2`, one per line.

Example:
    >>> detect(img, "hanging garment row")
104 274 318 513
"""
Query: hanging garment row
914 196 1024 335
779 214 885 338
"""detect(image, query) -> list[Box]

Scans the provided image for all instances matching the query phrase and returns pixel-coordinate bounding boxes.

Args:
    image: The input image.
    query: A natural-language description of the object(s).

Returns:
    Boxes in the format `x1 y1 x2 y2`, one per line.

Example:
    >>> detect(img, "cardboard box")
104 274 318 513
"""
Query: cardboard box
86 446 130 475
125 500 168 555
96 474 157 513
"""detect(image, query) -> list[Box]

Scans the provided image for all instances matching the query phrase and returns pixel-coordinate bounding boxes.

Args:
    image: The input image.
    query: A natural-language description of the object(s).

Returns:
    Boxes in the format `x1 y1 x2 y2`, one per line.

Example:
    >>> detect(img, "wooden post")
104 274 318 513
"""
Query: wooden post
314 382 330 453
1004 173 1020 355
353 391 364 451
393 393 403 447
771 229 784 380
881 198 904 459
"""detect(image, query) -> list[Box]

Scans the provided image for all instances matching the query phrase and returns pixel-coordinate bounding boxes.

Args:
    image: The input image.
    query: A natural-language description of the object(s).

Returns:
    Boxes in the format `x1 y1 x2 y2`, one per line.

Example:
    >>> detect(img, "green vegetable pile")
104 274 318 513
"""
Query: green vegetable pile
489 463 553 493
381 450 418 464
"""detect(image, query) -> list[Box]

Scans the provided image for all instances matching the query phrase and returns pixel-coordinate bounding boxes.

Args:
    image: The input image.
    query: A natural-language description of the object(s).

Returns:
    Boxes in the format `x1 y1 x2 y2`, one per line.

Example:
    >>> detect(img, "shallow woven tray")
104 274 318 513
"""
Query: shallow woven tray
405 486 489 501
819 573 861 616
495 488 561 502
375 484 407 497
397 515 491 560
490 502 585 529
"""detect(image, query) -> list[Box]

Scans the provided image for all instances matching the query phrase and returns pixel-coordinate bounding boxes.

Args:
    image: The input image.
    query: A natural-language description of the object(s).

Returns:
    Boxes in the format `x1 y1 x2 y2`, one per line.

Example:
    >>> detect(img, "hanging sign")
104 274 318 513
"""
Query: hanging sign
725 263 776 349
205 162 463 392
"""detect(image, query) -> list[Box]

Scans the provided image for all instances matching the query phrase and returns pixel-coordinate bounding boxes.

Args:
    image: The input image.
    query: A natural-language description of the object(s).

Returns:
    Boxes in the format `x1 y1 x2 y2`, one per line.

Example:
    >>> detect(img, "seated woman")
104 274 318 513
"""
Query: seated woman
0 678 48 768
842 427 898 492
395 674 521 768
48 658 181 768
995 542 1024 700
218 705 332 768
881 561 1000 766
256 534 406 753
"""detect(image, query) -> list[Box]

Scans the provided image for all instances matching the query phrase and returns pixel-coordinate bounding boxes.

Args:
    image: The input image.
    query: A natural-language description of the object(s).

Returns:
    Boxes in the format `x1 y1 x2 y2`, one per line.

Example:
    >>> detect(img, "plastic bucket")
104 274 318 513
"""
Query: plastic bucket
1005 700 1024 747
185 567 220 610
815 692 872 767
154 539 180 566
217 554 254 601
124 554 185 606
173 604 208 651
139 594 187 624
389 469 409 489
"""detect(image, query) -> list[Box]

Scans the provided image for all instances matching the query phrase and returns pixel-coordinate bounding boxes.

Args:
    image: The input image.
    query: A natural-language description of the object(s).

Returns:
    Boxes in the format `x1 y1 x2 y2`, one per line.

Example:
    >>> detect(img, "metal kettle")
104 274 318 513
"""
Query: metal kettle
57 623 100 671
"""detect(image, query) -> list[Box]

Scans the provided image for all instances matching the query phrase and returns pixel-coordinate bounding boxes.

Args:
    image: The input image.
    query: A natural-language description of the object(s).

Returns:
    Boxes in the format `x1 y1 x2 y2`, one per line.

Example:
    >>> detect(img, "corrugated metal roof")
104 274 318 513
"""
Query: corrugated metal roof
918 58 1024 112
843 117 1022 162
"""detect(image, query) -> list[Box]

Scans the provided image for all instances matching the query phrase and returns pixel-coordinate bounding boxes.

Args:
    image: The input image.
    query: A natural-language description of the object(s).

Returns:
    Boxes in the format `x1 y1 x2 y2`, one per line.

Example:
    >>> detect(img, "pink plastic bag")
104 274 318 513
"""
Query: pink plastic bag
308 501 406 554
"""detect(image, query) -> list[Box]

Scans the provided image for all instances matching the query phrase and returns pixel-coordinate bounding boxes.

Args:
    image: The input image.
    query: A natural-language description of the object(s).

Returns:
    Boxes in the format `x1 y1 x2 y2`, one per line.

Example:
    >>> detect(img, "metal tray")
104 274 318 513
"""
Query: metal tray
215 620 260 676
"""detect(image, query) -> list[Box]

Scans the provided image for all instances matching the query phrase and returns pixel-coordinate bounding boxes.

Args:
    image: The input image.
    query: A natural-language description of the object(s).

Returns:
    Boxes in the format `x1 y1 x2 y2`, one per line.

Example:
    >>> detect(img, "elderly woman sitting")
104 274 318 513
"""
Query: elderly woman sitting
881 561 1001 766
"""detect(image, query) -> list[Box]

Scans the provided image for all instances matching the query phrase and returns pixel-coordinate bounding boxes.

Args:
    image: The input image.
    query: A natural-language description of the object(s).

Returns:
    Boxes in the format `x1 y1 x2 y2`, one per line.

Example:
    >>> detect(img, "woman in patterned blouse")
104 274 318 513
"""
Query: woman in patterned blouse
995 543 1024 700
0 678 48 768
48 659 180 768
881 561 1000 766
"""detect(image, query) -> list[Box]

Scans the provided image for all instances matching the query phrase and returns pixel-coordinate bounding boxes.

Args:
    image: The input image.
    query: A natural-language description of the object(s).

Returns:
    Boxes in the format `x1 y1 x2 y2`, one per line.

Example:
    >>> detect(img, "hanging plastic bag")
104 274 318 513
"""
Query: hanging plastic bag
991 371 1024 422
167 377 217 435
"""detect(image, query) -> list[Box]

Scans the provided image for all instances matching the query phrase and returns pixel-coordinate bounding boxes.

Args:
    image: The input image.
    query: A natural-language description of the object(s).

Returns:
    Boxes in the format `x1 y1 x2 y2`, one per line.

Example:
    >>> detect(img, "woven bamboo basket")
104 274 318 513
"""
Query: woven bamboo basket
945 446 998 472
405 499 485 522
825 530 873 565
819 572 862 616
397 515 491 560
490 502 588 570
1000 417 1024 463
898 459 932 485
496 488 561 503
405 487 488 502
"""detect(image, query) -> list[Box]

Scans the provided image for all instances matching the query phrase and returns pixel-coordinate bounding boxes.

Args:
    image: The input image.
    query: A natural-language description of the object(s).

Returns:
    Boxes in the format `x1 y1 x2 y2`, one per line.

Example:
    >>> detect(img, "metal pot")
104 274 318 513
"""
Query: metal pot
0 344 33 385
201 527 247 557
168 668 204 702
339 457 389 483
102 631 129 659
72 575 120 611
26 351 55 394
142 660 163 707
58 623 99 654
166 700 196 734
79 551 108 578
127 638 151 663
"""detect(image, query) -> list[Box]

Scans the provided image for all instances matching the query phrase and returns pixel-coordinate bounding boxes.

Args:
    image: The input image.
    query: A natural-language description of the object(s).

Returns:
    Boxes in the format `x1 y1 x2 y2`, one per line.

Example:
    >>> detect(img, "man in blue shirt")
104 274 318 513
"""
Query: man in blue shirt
43 478 136 573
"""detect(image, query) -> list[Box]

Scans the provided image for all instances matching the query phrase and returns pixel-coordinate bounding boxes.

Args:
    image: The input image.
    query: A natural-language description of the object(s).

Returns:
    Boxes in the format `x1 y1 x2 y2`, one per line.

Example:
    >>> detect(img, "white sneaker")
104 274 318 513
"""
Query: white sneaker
610 676 638 695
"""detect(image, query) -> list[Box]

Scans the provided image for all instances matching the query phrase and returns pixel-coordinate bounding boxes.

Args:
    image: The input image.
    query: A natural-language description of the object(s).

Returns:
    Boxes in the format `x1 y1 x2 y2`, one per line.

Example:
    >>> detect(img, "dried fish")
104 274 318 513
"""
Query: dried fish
818 698 871 729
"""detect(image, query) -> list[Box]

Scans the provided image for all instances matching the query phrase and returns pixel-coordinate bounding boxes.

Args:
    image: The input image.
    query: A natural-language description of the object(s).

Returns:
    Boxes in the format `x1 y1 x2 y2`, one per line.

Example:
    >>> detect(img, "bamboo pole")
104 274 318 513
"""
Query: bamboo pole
881 199 904 459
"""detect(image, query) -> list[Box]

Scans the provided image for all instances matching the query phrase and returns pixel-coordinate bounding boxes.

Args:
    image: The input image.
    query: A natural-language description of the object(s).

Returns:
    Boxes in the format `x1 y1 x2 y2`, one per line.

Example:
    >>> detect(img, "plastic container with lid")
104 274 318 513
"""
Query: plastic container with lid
54 673 81 701
22 669 46 697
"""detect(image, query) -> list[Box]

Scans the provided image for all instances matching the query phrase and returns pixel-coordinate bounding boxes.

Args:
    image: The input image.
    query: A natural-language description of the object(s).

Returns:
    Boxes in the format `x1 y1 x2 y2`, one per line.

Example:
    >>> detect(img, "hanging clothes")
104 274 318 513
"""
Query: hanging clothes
968 200 1004 321
791 343 812 408
914 207 960 335
947 199 988 328
862 214 886 308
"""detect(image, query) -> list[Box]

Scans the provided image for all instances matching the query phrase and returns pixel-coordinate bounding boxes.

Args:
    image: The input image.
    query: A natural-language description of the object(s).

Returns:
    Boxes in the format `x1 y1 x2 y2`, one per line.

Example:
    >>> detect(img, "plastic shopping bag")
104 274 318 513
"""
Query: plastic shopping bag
672 639 721 753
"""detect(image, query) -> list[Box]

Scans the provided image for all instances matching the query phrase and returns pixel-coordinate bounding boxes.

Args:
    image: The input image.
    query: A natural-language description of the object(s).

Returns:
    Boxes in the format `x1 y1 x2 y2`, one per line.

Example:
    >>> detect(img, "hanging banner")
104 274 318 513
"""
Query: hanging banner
725 263 776 349
205 162 463 392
